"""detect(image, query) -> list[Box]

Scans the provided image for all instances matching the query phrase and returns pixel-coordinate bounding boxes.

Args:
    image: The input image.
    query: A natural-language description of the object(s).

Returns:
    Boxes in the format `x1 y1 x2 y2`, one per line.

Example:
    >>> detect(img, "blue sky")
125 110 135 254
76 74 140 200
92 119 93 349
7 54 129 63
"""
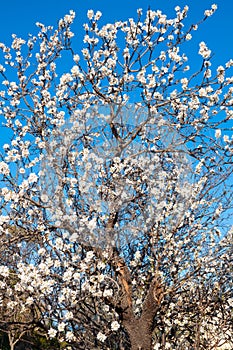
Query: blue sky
0 0 233 67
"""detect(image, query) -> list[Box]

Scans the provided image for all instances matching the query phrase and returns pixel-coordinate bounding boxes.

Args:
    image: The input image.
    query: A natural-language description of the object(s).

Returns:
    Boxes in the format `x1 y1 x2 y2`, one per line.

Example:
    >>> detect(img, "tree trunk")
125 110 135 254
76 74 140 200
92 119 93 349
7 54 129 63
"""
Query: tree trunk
113 250 163 350
124 318 153 350
123 275 164 349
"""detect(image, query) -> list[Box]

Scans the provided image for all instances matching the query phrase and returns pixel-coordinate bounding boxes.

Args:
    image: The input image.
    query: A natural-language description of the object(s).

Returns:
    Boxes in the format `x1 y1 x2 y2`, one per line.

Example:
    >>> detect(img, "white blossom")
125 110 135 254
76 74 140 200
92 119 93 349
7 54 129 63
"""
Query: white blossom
28 173 38 183
48 328 57 338
0 162 10 175
0 266 9 277
97 331 107 342
87 10 94 20
199 41 211 59
111 321 120 331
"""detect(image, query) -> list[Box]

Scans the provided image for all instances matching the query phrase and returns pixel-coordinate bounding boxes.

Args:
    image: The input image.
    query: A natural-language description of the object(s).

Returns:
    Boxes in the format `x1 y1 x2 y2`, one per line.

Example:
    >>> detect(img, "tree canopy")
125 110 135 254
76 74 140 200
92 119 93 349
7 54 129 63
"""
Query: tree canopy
0 4 232 350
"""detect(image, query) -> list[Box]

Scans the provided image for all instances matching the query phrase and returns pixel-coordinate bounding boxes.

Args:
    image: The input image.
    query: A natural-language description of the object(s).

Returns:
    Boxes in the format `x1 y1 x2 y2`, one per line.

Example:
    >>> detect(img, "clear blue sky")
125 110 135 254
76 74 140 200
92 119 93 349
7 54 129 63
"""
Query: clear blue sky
0 0 233 66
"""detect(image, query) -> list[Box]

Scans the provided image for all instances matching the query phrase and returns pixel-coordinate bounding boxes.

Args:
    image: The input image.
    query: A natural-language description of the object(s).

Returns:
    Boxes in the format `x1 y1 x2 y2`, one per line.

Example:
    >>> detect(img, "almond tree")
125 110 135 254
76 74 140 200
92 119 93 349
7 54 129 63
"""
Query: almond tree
0 5 232 350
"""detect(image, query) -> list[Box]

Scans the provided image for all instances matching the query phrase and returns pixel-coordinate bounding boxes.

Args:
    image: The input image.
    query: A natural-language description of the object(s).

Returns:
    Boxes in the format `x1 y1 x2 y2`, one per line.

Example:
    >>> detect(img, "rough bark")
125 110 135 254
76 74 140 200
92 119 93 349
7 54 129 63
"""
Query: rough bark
124 317 153 350
116 259 164 350
125 277 163 349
